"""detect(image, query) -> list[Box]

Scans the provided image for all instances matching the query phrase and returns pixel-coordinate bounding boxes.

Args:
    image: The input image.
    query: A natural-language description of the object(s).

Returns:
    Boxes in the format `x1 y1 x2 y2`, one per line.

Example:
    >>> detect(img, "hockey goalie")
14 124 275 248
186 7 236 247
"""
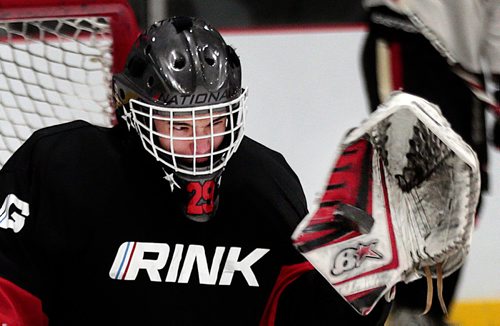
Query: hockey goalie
292 91 480 316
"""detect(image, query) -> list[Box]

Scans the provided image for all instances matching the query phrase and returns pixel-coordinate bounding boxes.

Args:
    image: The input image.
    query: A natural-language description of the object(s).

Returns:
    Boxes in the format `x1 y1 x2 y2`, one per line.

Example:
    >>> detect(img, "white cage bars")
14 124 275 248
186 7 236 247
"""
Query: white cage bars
0 0 139 167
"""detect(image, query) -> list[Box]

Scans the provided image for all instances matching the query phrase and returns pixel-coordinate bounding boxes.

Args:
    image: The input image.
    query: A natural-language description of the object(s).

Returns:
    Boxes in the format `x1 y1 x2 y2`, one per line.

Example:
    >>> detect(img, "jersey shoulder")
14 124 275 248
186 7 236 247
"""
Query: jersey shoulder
29 120 112 147
234 136 292 172
226 136 308 224
2 120 119 173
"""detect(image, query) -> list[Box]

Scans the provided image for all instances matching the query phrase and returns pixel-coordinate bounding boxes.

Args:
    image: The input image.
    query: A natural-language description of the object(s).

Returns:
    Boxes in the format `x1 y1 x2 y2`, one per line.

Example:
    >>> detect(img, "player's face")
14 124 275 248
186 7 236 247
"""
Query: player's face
154 112 227 164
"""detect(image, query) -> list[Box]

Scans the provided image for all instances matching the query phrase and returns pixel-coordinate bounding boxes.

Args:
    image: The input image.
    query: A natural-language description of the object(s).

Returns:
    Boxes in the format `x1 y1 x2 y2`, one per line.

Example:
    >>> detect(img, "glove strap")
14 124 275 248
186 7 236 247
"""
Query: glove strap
421 263 448 316
422 266 433 315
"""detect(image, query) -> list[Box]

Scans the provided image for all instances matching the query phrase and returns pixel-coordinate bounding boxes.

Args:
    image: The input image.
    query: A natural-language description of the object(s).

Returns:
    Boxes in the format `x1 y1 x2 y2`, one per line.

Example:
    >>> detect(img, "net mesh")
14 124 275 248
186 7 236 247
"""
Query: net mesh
0 17 114 167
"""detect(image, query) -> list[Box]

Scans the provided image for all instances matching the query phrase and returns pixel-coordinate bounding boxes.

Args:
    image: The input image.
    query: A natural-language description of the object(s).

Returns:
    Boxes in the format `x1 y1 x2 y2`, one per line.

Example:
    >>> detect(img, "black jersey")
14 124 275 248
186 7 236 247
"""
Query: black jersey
0 121 389 325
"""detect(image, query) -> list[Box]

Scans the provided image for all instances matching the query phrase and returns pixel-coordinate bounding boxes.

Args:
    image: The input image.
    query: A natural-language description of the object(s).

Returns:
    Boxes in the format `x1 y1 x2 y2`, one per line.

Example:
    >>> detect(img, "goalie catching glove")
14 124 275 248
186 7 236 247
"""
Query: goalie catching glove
292 91 480 316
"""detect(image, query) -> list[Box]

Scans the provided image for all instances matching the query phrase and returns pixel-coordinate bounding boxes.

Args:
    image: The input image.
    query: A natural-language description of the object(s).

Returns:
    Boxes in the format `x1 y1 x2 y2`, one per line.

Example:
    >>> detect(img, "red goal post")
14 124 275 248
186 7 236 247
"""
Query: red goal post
0 0 140 167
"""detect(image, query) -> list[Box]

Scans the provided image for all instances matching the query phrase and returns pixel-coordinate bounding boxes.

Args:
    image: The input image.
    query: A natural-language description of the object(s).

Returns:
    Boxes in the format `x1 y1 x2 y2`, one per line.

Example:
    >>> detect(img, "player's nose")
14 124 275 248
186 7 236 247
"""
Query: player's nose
192 135 212 155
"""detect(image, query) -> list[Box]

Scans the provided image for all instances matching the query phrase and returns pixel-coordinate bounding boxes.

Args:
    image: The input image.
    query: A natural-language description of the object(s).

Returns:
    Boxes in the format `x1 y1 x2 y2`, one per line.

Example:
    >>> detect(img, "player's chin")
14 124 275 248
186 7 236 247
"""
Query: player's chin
179 157 210 165
195 157 210 164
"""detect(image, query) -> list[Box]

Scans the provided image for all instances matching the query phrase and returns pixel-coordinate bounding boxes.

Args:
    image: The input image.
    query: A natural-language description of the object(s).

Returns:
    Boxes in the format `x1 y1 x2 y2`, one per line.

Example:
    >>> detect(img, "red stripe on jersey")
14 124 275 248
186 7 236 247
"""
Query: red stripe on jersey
259 261 314 326
0 277 48 326
122 241 138 279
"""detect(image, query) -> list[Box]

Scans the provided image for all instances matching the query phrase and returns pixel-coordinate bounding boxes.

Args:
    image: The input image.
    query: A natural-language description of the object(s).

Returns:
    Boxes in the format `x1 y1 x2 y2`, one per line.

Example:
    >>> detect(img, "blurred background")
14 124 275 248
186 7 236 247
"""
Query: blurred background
127 0 366 30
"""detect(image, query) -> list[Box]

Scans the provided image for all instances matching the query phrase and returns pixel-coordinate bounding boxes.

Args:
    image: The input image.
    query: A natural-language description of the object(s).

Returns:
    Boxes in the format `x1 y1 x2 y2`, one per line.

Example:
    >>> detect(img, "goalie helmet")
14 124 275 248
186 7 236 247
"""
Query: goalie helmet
113 16 247 222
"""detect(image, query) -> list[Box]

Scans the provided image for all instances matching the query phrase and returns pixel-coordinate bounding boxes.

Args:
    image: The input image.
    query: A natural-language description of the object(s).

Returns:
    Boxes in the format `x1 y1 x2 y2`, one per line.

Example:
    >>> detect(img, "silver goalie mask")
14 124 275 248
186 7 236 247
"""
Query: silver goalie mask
113 17 247 222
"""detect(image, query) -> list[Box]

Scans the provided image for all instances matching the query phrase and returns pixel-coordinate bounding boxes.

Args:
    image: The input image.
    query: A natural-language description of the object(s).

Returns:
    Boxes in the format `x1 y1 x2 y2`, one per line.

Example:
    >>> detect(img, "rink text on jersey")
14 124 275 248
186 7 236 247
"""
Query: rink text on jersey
0 194 29 233
109 242 270 286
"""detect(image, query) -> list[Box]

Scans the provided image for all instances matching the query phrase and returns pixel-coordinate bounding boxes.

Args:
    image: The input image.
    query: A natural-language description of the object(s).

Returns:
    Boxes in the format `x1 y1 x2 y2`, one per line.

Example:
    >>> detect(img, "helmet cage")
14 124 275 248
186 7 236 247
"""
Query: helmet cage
127 88 247 176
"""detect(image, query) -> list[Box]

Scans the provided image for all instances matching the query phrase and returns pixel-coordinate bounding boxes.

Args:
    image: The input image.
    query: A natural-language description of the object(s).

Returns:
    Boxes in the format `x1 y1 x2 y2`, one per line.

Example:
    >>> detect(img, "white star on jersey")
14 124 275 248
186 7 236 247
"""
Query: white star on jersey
121 110 134 131
162 169 180 192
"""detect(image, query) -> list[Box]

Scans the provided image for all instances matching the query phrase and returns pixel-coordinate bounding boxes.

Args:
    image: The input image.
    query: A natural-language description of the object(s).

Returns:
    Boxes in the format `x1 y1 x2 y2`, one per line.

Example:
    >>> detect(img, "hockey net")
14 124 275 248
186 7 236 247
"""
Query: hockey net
0 0 140 167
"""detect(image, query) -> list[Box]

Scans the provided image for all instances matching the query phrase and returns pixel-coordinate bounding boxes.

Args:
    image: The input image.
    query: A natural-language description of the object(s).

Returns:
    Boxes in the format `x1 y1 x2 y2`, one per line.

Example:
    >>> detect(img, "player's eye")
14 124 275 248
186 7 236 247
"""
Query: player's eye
172 124 190 132
213 117 227 127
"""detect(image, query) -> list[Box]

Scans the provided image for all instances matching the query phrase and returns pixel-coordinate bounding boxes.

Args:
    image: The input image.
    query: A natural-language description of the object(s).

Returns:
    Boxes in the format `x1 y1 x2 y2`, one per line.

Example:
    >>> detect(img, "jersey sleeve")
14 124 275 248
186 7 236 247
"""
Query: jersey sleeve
0 134 48 325
274 267 391 325
0 277 47 326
